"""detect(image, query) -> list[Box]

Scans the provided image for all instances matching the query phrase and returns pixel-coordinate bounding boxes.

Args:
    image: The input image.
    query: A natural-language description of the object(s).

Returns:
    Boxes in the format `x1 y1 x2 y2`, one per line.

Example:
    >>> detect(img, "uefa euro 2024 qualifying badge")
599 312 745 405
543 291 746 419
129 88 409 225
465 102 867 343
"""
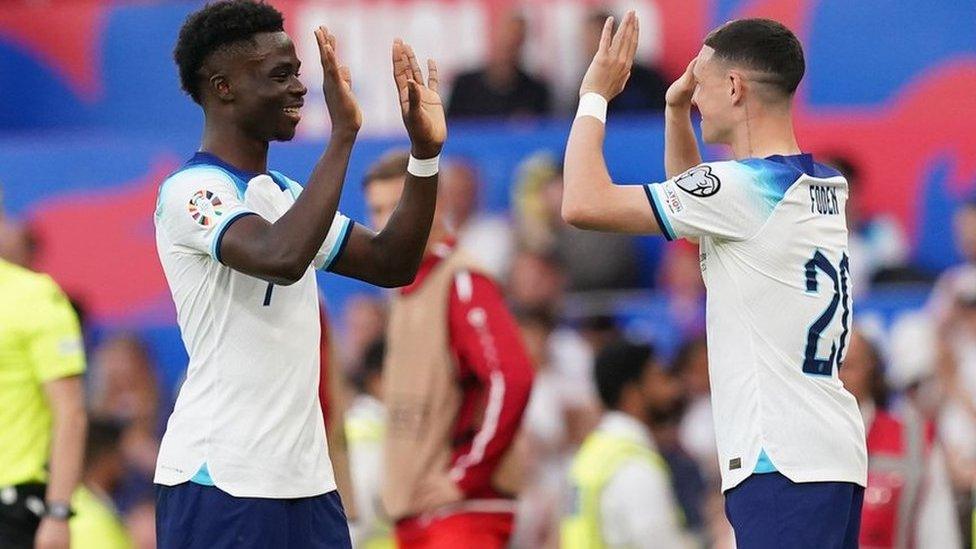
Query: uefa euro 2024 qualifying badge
674 165 721 197
187 190 225 227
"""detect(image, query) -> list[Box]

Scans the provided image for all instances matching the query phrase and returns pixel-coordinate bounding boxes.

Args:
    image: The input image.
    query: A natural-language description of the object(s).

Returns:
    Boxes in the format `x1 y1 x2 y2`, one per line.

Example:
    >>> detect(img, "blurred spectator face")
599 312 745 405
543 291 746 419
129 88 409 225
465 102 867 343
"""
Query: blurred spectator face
640 358 682 420
691 46 736 144
342 295 387 369
367 175 447 245
582 12 611 59
953 204 976 263
365 176 406 231
0 219 35 268
508 252 564 310
439 161 479 229
491 13 526 68
90 335 158 426
839 332 873 404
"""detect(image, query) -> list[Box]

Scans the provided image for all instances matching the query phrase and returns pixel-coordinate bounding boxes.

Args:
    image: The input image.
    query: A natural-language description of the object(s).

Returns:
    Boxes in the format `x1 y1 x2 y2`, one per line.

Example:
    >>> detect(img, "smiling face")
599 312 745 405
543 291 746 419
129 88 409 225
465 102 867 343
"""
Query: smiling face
213 31 308 142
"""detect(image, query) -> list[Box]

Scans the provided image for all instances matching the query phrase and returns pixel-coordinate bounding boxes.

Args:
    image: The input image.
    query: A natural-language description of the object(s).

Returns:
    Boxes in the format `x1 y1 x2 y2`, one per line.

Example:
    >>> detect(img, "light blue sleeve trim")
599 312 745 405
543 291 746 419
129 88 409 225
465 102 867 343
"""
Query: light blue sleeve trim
190 463 216 486
753 449 778 474
644 184 678 241
268 170 303 199
155 166 247 219
209 209 257 263
319 217 353 272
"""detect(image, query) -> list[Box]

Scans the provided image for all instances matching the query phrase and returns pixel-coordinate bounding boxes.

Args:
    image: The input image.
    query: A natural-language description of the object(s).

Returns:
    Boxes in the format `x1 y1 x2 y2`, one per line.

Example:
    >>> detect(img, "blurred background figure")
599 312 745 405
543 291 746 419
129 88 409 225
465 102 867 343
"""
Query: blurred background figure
339 294 388 374
0 218 37 270
674 337 716 479
657 243 706 342
512 152 643 292
364 150 534 548
69 418 133 549
561 341 690 549
930 197 976 322
826 155 914 295
0 253 87 549
447 10 551 119
87 334 160 518
840 330 961 548
439 158 514 281
513 307 599 549
345 339 392 549
579 10 667 114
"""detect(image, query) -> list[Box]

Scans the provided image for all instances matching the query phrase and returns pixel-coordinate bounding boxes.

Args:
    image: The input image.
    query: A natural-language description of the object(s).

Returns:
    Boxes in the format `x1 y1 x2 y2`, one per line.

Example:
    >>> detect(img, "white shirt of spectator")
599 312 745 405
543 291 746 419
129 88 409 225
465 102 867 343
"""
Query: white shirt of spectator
644 156 867 492
153 161 351 498
596 412 688 549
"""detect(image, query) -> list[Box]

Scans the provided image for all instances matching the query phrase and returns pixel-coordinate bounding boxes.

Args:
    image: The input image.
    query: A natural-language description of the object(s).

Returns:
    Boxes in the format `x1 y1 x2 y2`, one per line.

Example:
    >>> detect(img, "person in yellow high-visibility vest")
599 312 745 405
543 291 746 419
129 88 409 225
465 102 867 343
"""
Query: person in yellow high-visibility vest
562 341 688 549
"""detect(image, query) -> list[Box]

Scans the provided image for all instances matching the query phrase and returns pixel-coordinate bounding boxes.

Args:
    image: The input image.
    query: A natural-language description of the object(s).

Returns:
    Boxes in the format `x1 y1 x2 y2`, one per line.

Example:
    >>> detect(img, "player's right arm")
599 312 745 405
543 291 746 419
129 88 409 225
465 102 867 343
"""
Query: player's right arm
217 26 361 285
664 58 703 178
562 12 660 235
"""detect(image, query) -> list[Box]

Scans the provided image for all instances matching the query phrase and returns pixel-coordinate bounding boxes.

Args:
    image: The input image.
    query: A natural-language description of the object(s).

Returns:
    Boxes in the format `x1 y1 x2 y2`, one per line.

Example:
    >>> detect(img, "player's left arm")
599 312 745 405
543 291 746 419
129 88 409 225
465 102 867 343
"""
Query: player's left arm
329 40 445 287
562 12 662 235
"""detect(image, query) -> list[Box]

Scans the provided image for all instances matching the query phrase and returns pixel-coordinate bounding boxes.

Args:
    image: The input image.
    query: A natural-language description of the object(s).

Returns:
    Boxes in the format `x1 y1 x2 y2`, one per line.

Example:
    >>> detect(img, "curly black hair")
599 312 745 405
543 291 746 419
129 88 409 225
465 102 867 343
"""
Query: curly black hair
174 0 285 104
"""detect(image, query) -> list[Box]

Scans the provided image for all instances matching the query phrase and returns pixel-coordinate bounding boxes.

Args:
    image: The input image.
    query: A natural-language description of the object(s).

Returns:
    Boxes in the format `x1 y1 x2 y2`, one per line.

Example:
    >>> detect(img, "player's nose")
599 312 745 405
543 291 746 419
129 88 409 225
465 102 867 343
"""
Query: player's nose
290 78 307 98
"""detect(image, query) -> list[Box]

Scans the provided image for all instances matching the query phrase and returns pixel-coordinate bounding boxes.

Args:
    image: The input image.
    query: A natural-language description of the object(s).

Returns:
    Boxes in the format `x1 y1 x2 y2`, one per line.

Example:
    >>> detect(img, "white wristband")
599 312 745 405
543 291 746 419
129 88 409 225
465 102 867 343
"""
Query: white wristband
407 154 440 177
576 92 608 124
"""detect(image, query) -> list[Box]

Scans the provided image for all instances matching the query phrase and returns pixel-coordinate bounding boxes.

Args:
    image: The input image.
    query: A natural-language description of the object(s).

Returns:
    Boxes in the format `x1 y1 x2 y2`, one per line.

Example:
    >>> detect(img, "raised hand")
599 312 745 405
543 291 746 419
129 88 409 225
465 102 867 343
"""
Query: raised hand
392 39 446 159
666 57 698 108
315 26 362 134
579 11 639 100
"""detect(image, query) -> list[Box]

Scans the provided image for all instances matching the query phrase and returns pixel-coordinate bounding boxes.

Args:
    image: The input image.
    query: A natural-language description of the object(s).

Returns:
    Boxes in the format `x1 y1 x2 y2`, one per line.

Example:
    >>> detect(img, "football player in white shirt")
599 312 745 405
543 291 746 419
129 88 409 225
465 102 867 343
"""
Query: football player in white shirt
153 1 446 547
561 13 867 549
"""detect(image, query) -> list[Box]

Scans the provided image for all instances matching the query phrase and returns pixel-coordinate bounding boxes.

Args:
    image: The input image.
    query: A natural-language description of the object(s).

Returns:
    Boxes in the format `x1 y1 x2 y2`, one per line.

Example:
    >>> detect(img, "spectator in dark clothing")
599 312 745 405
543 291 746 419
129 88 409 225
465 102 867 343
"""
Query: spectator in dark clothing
447 12 551 119
582 10 668 113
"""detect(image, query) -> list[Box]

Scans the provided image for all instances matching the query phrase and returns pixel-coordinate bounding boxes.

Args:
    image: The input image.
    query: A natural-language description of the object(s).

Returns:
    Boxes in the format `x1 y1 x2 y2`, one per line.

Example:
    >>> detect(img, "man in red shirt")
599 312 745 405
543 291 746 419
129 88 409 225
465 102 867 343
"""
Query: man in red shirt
363 150 534 548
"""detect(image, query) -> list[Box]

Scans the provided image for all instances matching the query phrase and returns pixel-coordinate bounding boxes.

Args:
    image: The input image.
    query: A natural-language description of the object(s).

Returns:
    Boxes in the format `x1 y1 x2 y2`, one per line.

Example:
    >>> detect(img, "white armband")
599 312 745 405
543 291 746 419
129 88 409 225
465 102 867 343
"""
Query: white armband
576 92 608 124
407 155 440 177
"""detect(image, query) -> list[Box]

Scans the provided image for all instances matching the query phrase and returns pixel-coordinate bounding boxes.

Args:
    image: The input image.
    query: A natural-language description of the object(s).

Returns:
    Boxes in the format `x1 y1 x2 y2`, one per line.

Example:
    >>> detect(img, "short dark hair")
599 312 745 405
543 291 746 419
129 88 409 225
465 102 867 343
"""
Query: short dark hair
362 150 410 188
174 0 285 103
704 18 805 96
594 340 654 409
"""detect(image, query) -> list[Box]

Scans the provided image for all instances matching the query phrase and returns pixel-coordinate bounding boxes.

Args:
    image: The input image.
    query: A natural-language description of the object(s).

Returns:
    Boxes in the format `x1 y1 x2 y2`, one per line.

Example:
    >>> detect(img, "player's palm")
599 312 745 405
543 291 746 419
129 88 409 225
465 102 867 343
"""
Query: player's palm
393 39 446 158
315 26 362 133
580 11 639 100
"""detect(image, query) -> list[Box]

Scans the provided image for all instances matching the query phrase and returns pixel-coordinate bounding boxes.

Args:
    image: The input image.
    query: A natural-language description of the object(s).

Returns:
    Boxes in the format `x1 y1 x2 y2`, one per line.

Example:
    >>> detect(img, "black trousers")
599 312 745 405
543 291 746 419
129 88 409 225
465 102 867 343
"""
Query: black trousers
0 483 46 549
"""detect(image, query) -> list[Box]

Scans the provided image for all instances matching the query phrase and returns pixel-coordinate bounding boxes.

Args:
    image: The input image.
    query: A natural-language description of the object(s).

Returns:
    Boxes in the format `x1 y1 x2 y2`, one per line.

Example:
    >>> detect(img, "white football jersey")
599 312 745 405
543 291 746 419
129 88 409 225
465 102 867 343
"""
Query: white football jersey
153 153 352 498
645 154 867 491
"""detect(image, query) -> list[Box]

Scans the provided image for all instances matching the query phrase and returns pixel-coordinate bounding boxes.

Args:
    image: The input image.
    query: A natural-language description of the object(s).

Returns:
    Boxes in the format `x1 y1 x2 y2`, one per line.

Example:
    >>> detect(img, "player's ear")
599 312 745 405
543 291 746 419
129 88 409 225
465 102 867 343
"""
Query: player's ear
210 73 234 102
728 71 745 106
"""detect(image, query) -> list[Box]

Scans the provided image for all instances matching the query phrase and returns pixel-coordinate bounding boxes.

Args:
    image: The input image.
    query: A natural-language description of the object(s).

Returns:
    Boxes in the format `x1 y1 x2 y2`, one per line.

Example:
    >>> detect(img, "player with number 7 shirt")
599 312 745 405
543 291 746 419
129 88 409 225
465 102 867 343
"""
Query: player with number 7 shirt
561 12 866 549
151 1 446 547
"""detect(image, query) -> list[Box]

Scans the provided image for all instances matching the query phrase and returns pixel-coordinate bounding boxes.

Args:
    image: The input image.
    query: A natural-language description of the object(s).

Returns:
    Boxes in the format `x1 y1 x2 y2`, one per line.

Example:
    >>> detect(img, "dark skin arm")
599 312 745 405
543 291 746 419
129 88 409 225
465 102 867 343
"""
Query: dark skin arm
330 40 446 287
220 26 361 285
221 34 446 288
